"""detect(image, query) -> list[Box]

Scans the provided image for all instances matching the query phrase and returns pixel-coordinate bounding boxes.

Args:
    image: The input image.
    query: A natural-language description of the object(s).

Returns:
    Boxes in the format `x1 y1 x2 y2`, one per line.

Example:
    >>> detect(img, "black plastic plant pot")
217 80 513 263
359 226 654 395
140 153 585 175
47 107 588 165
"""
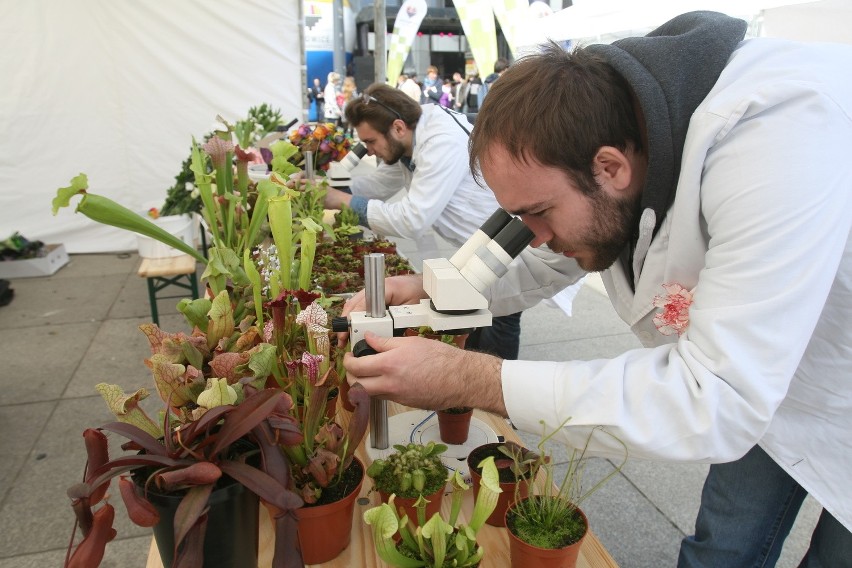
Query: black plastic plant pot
138 476 259 568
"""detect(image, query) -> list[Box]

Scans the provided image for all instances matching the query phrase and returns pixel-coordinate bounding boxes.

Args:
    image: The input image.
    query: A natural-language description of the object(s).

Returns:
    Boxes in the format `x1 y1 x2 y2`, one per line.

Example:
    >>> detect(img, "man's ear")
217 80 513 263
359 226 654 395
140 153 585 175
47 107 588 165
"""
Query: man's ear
593 146 633 194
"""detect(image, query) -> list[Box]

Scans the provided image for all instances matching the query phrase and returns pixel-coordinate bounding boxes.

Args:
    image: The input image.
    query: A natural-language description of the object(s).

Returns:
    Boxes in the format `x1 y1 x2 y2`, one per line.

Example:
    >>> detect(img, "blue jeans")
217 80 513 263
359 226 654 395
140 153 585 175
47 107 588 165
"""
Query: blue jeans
679 445 852 568
464 311 522 360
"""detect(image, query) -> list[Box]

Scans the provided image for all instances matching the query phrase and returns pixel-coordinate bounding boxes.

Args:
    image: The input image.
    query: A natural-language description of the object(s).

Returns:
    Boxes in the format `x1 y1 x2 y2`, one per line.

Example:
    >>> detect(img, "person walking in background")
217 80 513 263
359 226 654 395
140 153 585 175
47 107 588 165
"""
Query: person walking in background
323 71 342 125
452 72 467 113
342 12 852 568
477 57 509 109
398 73 421 102
438 78 453 108
464 74 482 113
421 65 441 104
311 77 325 123
340 76 359 137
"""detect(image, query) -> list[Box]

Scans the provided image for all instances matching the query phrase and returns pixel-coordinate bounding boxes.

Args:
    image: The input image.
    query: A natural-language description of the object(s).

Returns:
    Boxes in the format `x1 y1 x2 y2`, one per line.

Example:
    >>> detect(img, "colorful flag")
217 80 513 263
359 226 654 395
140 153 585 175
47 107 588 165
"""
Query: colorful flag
386 0 428 85
453 0 498 77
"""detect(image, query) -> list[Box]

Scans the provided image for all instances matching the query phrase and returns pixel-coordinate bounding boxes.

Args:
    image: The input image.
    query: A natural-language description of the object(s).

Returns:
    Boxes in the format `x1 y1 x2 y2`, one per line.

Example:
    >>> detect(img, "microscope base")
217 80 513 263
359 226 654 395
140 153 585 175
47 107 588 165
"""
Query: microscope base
365 410 501 482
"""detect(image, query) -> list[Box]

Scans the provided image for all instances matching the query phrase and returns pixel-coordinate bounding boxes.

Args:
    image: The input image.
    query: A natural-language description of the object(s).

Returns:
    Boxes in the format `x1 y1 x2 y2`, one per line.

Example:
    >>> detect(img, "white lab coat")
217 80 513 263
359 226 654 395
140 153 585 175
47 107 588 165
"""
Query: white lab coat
497 38 852 530
349 104 496 248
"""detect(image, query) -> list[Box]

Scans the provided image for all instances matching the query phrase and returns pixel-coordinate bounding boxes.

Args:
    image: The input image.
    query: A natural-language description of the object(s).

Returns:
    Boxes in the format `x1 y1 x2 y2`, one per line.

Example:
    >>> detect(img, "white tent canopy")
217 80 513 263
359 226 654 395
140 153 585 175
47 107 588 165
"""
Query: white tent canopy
0 1 302 253
517 0 850 49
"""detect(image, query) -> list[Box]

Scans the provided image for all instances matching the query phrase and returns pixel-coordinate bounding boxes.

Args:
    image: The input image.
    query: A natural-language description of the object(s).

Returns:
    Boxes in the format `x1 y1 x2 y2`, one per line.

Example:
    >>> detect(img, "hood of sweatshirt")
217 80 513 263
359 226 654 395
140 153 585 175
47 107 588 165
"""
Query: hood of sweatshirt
587 11 747 236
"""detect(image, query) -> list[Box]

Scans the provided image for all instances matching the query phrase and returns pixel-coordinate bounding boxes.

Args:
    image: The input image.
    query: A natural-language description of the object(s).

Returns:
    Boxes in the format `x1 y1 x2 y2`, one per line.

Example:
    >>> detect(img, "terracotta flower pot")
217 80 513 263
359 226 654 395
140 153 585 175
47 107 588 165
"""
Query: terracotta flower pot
437 407 473 445
505 498 588 568
295 457 365 564
467 442 532 527
378 483 444 528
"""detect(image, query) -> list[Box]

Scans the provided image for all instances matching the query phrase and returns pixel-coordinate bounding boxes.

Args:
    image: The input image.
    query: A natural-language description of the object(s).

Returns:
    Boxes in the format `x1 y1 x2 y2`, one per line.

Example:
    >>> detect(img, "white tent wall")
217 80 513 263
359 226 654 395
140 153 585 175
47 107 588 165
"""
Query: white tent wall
516 1 833 51
0 1 302 253
761 0 852 43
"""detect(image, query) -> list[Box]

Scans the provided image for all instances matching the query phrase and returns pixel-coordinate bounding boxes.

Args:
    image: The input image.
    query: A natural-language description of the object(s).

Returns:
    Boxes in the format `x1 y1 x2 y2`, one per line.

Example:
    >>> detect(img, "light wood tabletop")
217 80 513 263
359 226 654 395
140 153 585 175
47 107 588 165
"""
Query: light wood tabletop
147 403 619 567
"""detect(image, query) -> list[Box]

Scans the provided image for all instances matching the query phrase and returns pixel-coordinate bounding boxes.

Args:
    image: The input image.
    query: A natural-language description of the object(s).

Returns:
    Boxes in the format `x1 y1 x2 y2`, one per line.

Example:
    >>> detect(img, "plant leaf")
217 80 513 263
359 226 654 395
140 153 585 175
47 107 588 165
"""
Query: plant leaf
176 298 213 332
247 343 278 379
95 383 161 439
209 389 282 457
99 422 168 456
172 484 213 557
196 378 238 409
206 290 235 350
363 503 424 568
52 173 88 214
219 460 302 511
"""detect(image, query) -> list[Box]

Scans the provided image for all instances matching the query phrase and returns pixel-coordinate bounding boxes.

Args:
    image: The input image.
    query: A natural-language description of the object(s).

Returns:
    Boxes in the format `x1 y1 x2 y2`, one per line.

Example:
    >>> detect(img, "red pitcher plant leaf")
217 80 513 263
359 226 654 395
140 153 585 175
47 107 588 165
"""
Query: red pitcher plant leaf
172 484 214 559
118 476 160 527
83 429 110 504
210 389 284 457
65 503 115 568
219 460 303 511
156 462 222 492
173 513 208 568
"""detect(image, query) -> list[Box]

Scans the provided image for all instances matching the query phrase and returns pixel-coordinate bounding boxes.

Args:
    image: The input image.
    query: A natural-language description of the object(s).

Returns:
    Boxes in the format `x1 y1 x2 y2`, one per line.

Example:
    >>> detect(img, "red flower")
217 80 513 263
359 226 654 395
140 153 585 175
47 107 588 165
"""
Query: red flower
652 283 694 336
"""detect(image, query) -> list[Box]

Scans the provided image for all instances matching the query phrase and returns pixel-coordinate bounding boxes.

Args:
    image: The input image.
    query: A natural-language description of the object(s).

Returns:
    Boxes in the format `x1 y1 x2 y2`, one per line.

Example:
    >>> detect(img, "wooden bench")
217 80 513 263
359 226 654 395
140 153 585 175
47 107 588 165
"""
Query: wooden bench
137 254 199 325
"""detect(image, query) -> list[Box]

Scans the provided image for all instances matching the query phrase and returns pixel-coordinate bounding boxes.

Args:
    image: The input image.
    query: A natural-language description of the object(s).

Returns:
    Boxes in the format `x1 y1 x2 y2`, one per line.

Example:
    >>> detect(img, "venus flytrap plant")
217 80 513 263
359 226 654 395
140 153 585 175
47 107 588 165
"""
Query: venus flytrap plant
363 456 502 568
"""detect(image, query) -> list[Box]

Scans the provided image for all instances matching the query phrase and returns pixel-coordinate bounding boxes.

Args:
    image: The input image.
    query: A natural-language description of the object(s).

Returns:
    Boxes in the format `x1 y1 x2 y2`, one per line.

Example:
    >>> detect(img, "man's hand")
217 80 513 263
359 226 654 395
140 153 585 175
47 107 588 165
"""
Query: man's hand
337 274 429 346
324 187 353 210
344 331 507 416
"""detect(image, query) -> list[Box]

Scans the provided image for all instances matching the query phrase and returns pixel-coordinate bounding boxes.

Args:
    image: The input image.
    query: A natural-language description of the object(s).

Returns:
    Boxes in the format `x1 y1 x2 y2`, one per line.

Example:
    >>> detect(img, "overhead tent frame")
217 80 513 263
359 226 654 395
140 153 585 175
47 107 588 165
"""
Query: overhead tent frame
0 1 302 253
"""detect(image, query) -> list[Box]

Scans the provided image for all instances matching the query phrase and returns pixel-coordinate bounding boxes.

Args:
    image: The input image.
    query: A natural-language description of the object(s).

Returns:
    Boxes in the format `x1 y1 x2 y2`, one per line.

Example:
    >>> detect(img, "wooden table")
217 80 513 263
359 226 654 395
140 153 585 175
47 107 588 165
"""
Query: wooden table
147 404 619 567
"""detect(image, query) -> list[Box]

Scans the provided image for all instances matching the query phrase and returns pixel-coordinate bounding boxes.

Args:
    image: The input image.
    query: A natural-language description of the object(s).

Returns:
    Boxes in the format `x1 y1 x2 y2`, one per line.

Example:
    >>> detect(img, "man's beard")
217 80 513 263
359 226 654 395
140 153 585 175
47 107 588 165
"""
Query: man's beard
382 135 407 166
555 190 641 273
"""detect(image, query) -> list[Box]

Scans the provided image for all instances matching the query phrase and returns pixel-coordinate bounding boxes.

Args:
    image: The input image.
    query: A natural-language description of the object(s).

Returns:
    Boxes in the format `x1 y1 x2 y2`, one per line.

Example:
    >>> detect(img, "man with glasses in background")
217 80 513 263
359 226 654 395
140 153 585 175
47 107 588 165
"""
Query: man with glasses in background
323 83 526 360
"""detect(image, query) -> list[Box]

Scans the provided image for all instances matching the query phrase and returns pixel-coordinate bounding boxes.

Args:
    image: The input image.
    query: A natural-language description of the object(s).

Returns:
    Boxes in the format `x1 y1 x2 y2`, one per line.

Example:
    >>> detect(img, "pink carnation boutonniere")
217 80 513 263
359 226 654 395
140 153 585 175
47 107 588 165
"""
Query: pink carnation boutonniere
652 283 694 336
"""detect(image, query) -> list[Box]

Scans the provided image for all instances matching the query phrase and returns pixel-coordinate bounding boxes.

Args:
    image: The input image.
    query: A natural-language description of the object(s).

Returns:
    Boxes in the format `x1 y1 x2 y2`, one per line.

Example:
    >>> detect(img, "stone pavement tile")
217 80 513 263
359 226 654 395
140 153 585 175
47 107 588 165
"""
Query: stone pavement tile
65 317 161 399
0 397 149 557
0 401 55 505
0 535 152 568
548 457 686 568
618 459 707 534
45 252 139 280
520 333 644 362
0 321 100 404
520 287 635 346
0 273 129 328
108 259 204 320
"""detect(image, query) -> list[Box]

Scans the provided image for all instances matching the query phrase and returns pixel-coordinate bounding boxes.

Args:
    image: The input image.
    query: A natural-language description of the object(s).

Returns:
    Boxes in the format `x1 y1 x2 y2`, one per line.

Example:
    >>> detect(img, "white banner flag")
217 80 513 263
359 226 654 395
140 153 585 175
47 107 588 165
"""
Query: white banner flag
386 0 428 85
453 0 498 78
490 0 530 57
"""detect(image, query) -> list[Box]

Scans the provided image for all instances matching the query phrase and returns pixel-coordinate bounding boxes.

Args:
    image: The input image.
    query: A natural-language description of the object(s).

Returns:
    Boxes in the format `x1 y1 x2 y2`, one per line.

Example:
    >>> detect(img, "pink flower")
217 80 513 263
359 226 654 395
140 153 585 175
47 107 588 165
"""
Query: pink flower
652 283 694 336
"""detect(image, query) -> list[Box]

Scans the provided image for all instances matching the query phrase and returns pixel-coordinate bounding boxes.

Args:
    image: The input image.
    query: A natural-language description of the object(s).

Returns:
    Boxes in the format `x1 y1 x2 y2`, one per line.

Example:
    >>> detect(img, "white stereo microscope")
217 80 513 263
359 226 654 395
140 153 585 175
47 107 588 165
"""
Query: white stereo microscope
333 209 534 473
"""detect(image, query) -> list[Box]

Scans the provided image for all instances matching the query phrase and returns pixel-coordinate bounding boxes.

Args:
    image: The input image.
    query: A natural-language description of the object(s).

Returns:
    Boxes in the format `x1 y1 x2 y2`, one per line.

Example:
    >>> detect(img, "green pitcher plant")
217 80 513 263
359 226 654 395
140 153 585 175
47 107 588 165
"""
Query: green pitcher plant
363 456 502 568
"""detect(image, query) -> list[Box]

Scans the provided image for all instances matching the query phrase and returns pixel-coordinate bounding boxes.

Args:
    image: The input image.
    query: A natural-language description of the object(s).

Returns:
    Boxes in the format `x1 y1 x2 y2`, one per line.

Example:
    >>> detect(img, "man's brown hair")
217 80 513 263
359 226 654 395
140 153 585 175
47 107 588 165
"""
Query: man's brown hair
469 42 643 196
344 83 422 135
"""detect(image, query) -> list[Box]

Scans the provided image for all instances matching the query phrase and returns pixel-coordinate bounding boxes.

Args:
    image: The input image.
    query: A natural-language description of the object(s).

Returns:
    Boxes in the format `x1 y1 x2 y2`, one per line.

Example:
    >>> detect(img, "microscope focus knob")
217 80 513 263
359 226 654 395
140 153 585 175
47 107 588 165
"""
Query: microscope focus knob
331 316 349 333
352 339 378 357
